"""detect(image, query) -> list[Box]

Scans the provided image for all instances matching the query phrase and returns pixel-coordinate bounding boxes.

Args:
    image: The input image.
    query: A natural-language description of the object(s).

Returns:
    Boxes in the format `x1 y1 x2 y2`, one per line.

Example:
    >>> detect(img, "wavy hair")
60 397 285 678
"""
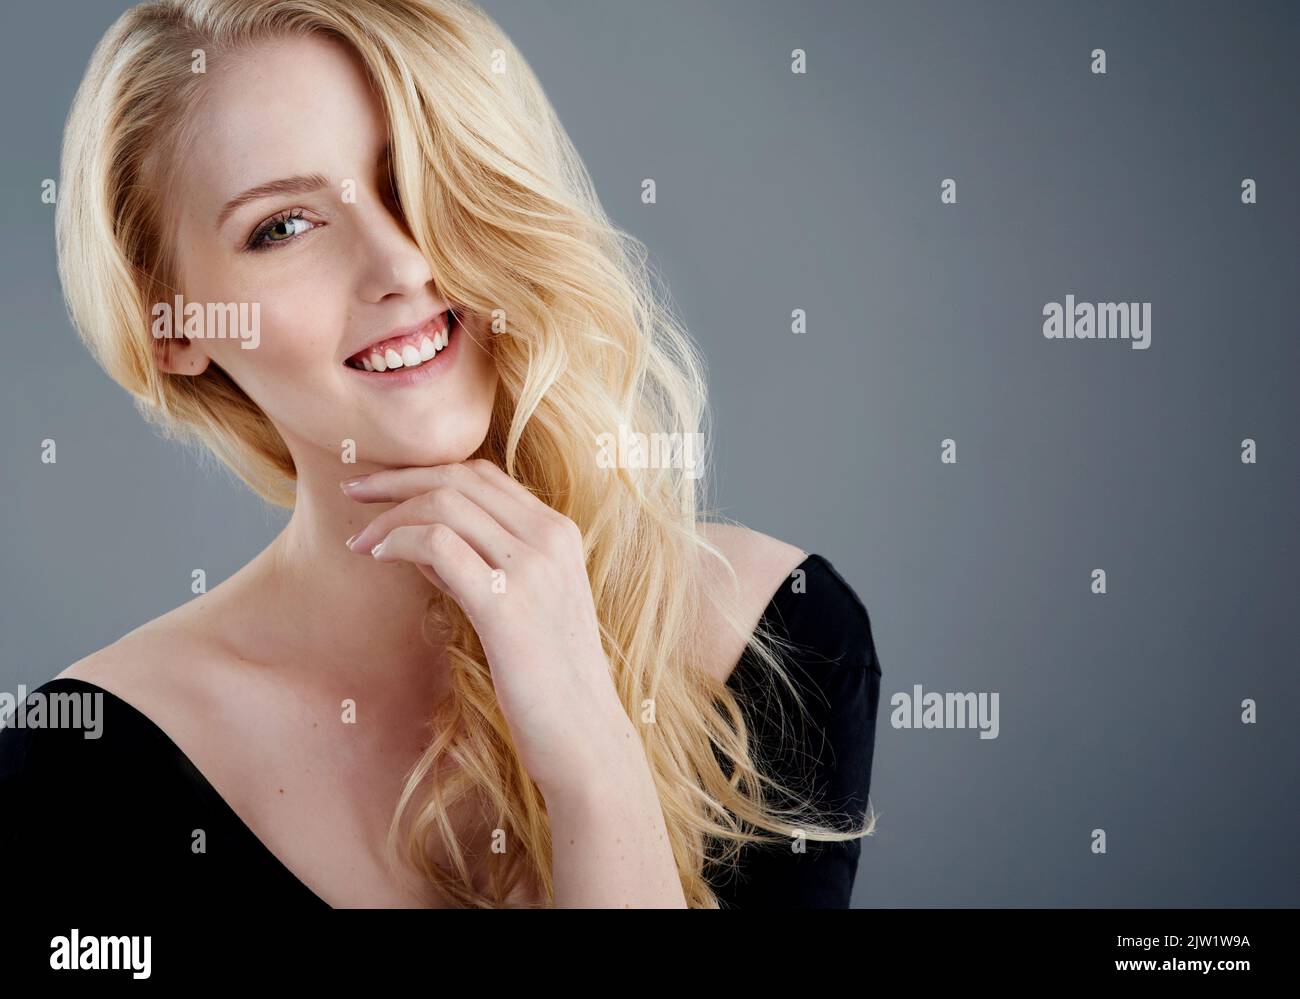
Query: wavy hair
56 0 875 907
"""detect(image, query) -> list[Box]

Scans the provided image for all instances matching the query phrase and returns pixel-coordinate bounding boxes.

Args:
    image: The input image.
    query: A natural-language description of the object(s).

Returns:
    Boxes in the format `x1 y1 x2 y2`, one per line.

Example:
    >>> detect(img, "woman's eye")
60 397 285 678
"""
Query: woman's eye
246 209 317 251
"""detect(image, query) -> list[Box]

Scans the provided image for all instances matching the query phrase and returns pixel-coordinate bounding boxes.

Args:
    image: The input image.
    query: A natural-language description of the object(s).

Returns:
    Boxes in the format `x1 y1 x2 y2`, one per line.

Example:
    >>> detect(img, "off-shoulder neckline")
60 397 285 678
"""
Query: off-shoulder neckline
27 552 832 908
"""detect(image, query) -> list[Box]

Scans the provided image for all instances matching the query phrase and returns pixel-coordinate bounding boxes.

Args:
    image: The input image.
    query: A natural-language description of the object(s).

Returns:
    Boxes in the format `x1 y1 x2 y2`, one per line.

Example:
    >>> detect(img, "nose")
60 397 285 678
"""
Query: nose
353 198 435 304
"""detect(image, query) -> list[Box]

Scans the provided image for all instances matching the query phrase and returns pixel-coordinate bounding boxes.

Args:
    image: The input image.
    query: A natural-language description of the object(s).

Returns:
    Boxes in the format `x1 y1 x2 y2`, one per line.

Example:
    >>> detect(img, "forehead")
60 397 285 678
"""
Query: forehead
177 33 387 219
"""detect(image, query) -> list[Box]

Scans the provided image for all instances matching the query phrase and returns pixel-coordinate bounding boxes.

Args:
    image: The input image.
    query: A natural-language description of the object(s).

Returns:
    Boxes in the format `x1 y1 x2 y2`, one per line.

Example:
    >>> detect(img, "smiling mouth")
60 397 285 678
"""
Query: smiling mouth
344 309 456 372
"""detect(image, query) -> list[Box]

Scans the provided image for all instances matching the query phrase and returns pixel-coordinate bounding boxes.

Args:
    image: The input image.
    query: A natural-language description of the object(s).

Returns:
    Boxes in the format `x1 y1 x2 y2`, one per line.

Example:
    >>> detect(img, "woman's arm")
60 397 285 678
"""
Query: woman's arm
342 459 687 907
543 709 687 907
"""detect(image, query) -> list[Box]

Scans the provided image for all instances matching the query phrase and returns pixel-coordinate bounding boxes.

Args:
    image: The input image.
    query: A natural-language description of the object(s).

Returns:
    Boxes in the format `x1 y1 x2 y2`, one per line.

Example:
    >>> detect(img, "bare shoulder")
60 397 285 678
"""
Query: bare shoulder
55 600 227 728
693 522 809 685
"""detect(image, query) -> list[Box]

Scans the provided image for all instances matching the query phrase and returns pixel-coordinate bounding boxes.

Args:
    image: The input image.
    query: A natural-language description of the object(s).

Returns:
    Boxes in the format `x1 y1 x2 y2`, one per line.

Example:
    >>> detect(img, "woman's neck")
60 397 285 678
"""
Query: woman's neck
222 460 452 696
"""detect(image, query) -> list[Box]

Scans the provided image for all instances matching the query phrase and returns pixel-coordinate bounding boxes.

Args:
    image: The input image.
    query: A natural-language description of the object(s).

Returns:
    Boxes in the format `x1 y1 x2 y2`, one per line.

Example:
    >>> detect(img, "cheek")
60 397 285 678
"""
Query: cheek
461 318 498 374
214 284 342 392
177 247 340 376
461 331 500 405
249 300 337 369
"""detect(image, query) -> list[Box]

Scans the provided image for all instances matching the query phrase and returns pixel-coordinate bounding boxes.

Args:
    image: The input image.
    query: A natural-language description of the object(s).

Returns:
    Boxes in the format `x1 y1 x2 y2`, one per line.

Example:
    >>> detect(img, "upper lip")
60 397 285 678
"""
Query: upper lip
344 306 453 364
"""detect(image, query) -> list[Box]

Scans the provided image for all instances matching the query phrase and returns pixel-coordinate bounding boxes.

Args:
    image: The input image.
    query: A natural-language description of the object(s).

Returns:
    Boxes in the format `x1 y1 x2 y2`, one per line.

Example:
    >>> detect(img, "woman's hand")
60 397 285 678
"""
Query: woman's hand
340 459 634 803
343 459 687 906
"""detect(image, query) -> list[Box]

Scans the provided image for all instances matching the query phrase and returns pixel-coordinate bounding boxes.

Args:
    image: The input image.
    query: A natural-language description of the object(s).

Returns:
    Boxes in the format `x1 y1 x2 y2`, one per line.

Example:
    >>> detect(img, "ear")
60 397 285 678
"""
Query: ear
153 331 212 377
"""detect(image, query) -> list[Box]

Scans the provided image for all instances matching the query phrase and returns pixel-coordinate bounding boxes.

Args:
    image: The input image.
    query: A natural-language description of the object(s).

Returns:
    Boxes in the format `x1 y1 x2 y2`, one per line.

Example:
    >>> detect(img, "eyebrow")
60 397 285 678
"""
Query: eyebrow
216 173 331 230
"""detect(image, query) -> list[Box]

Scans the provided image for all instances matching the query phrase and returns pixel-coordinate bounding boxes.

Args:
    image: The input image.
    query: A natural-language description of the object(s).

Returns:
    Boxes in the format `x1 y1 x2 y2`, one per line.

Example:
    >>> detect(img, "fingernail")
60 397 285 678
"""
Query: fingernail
370 541 386 557
340 475 370 491
345 532 359 549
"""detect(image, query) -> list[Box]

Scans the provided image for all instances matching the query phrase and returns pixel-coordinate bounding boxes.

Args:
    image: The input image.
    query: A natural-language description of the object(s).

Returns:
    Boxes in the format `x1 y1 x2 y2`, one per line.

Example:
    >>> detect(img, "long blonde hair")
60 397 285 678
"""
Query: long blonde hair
57 0 875 907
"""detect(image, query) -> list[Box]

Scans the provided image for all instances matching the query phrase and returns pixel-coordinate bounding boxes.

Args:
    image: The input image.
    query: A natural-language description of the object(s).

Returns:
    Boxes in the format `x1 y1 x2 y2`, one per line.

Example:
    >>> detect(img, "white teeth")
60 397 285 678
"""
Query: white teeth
353 324 452 373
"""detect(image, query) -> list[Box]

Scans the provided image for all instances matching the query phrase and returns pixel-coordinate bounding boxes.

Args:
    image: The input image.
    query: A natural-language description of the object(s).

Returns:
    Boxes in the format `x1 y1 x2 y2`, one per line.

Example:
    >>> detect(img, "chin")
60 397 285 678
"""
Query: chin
357 426 490 470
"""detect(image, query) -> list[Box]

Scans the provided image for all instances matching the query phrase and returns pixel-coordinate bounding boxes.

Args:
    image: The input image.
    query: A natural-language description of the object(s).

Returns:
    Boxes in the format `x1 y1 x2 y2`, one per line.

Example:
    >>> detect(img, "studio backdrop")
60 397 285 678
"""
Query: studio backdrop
1 0 1296 907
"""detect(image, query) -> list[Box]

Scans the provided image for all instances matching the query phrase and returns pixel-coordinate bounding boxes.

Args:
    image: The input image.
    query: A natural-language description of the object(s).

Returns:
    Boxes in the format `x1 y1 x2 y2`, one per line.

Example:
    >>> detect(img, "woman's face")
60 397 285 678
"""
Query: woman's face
159 33 498 472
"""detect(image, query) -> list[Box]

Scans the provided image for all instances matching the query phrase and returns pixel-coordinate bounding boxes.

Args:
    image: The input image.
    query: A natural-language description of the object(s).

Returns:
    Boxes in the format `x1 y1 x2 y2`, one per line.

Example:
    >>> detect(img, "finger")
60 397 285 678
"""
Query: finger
417 563 449 592
371 523 495 617
342 463 538 539
348 486 523 569
463 458 567 522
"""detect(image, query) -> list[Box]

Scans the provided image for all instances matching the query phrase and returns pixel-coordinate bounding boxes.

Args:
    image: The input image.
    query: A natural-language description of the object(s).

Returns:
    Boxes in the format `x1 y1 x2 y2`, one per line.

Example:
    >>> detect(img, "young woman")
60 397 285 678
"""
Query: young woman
0 0 882 909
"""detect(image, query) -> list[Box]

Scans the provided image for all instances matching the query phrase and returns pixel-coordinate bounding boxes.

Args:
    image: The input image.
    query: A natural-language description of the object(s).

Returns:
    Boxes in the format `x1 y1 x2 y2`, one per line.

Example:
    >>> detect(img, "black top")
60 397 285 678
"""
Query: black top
0 553 881 910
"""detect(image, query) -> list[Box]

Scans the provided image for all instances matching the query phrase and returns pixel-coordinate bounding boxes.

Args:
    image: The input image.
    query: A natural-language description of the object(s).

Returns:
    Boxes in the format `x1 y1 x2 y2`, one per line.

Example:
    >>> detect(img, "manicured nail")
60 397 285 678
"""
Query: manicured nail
345 532 359 549
340 475 370 491
370 541 386 557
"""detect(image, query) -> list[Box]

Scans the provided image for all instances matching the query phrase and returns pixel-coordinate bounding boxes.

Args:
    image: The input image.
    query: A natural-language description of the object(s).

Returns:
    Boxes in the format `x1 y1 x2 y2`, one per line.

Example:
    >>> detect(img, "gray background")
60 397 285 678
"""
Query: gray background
1 1 1296 906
